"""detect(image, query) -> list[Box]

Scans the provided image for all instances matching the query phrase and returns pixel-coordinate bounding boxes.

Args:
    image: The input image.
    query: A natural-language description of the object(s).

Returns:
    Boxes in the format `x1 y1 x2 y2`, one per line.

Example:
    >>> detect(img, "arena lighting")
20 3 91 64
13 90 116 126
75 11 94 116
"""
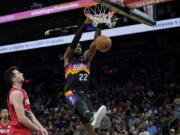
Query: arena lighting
0 0 96 24
106 0 173 9
0 17 180 54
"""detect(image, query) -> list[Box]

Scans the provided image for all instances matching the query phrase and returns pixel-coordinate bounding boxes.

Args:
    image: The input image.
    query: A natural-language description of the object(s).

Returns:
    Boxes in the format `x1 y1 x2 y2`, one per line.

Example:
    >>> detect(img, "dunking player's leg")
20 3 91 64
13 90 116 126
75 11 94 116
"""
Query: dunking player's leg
75 91 106 130
65 90 106 134
76 99 95 135
65 90 94 135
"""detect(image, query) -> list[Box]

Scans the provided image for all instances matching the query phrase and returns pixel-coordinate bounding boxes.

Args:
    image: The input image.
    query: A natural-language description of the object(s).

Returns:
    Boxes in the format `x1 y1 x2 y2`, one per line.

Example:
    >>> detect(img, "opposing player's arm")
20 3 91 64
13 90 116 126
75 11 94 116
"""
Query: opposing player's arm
9 91 39 131
84 24 102 62
64 18 92 66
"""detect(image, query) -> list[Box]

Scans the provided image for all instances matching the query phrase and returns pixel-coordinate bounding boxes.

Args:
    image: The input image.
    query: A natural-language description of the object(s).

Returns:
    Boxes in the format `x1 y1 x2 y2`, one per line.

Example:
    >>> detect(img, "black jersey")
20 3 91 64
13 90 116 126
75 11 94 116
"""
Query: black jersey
64 55 90 92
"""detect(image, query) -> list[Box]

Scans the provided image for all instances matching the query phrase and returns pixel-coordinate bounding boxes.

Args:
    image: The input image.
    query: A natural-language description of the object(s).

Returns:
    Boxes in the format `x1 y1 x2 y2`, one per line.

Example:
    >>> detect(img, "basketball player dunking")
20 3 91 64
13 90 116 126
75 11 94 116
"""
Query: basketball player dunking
0 108 10 135
64 17 106 135
4 66 48 135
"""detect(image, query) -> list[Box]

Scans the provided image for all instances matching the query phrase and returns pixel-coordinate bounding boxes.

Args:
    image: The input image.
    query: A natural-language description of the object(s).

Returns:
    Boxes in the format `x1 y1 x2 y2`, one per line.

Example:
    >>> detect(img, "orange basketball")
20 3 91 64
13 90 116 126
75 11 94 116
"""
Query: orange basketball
95 35 112 52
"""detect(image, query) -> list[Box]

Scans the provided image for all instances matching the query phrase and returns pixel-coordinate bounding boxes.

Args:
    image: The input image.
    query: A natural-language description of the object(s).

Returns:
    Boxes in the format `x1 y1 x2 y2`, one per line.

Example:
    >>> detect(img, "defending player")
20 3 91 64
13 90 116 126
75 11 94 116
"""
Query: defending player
4 66 48 135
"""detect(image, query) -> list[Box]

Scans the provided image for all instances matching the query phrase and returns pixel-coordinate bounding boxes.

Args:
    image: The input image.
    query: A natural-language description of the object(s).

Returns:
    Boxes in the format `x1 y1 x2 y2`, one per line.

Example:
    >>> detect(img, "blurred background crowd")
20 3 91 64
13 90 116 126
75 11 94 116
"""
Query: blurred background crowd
0 0 180 135
1 48 180 135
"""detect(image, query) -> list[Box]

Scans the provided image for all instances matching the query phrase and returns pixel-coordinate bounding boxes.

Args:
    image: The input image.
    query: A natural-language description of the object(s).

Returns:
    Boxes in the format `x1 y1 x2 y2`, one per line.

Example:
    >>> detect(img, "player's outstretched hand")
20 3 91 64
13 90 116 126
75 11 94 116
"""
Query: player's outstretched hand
84 17 92 24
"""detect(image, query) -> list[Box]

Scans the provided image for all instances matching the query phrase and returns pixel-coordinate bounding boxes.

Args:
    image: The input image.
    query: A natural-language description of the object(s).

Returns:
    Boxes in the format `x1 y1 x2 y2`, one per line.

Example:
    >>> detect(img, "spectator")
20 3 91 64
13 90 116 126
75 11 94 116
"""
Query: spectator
147 121 158 135
99 115 110 135
139 127 150 135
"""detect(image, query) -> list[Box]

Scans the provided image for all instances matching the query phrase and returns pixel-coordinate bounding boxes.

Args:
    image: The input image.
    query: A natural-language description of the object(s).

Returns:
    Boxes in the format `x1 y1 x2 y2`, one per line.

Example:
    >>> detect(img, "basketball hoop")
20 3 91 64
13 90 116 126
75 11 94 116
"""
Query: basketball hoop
84 4 119 28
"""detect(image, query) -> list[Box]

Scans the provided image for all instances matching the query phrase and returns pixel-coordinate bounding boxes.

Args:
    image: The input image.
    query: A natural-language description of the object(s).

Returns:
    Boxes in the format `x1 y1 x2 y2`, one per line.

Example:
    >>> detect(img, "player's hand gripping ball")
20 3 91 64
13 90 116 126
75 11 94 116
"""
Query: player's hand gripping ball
95 35 112 52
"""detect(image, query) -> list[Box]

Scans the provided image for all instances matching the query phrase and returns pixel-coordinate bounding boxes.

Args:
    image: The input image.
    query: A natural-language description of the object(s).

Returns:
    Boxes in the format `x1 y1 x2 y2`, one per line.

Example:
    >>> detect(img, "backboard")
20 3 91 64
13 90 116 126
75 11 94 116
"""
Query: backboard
93 0 159 26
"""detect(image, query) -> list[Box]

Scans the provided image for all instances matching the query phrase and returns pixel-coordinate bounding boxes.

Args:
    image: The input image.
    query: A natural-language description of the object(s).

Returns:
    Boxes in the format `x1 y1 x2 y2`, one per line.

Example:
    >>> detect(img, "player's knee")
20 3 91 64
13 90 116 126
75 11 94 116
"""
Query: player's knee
84 111 93 122
76 102 93 123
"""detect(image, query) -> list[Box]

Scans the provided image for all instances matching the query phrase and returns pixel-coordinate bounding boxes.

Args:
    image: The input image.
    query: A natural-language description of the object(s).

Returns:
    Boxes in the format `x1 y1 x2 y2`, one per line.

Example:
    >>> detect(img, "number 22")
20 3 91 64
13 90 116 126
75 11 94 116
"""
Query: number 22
79 74 88 81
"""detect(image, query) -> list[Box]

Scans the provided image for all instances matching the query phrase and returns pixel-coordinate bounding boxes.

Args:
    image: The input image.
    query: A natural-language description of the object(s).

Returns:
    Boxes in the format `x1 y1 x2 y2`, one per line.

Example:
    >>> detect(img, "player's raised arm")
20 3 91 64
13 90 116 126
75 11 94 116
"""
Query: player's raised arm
84 24 102 63
94 24 102 40
63 18 92 66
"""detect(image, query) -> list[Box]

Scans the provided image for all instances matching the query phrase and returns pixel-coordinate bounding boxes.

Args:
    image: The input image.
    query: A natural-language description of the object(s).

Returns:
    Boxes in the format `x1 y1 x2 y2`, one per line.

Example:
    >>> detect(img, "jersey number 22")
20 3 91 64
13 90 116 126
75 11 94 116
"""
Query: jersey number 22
79 73 88 81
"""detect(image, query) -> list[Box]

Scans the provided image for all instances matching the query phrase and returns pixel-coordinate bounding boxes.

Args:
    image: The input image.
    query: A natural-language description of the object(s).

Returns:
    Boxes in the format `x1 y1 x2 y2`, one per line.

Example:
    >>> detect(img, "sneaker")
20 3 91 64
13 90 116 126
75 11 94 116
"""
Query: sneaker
91 105 106 129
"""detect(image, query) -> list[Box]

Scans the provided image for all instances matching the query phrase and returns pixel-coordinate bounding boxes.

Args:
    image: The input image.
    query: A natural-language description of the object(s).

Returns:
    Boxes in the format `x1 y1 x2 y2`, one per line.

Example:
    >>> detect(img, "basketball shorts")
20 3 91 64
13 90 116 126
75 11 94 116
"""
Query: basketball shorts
65 90 94 124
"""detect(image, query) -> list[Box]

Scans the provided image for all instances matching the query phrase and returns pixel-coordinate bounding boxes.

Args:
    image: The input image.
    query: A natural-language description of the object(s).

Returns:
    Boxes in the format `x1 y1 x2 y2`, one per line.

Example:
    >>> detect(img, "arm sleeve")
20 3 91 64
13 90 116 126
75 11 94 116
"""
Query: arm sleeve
94 23 103 39
69 23 87 49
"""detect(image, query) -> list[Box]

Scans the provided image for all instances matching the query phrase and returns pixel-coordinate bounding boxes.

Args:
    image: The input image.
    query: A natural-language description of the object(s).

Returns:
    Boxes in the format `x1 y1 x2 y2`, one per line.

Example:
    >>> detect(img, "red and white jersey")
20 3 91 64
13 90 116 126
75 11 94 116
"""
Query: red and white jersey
0 122 10 135
7 87 32 135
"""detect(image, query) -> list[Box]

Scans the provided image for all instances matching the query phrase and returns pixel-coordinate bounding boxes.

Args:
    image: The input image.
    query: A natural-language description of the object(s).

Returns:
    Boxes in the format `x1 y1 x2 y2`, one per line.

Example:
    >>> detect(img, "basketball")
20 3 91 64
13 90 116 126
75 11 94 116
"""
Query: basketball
95 35 112 52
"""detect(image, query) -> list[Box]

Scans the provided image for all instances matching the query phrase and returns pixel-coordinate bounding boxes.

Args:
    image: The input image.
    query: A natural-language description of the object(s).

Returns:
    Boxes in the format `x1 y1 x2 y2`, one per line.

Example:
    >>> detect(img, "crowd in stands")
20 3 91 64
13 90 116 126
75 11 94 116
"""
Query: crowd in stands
20 51 179 135
0 39 180 135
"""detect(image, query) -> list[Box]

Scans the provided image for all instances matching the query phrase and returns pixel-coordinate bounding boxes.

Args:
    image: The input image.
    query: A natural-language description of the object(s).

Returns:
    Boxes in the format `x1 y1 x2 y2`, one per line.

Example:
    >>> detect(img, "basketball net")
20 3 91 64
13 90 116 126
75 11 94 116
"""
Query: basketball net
84 5 119 28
